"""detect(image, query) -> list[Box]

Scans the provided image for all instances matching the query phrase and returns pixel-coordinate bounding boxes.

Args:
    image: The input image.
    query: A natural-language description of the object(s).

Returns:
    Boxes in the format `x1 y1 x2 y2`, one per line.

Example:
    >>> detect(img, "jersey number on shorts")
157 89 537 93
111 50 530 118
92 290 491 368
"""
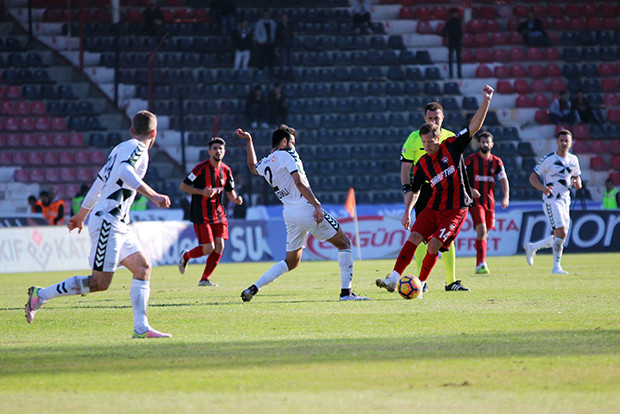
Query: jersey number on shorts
438 227 451 241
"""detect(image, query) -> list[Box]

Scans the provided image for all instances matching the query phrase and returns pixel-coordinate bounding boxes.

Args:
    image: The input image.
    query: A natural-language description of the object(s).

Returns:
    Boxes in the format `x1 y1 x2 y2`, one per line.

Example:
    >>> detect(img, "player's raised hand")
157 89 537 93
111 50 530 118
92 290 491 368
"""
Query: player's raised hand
482 85 494 100
235 128 252 141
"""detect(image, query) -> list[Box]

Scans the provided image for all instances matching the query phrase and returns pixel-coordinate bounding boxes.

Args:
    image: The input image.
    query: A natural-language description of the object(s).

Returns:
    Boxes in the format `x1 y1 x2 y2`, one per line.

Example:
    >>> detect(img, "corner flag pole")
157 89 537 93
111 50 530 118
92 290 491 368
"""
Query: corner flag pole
345 188 362 261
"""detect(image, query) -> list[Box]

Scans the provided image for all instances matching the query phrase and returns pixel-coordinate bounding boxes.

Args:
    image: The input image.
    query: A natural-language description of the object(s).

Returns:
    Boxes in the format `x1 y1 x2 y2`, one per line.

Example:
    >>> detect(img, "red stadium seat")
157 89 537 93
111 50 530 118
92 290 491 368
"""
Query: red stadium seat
510 64 527 78
474 33 491 48
6 134 21 148
29 167 46 183
544 63 562 77
528 64 544 78
496 80 513 94
531 79 548 93
50 117 67 130
494 65 510 78
75 167 92 181
589 156 608 171
22 133 37 148
507 18 521 32
46 168 60 182
12 151 28 166
53 133 69 147
126 9 142 23
461 48 474 63
60 167 76 182
416 20 433 34
581 4 597 16
611 172 620 185
0 85 4 99
486 19 501 32
15 101 30 115
603 93 620 107
612 156 620 171
535 110 551 124
590 140 608 154
602 17 618 31
549 78 566 94
68 132 86 147
586 17 602 30
90 150 106 164
492 49 509 63
513 79 531 94
74 150 90 165
28 152 43 165
526 47 543 61
601 78 618 92
513 5 528 18
5 85 21 99
0 134 5 149
468 18 485 33
610 141 620 156
34 117 51 131
14 168 30 182
416 6 431 21
533 94 550 109
491 32 509 46
599 4 615 16
19 117 34 131
608 110 620 123
65 183 81 199
37 133 53 148
431 6 449 21
565 4 581 17
43 151 59 166
516 95 533 108
174 8 192 21
462 32 475 48
572 125 590 141
399 6 414 20
475 65 493 78
508 47 526 62
475 48 492 63
30 101 46 115
4 117 19 131
571 140 589 154
0 151 11 166
1 101 16 115
478 6 496 19
546 4 563 17
599 63 615 76
58 151 74 165
193 8 209 22
568 17 585 31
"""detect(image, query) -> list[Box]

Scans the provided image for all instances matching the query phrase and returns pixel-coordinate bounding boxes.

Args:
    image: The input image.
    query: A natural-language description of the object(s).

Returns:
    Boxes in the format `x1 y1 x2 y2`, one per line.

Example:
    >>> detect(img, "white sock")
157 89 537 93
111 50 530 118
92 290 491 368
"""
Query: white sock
130 279 150 334
532 235 554 252
37 275 90 302
254 260 289 290
552 237 564 268
338 249 353 289
388 270 401 285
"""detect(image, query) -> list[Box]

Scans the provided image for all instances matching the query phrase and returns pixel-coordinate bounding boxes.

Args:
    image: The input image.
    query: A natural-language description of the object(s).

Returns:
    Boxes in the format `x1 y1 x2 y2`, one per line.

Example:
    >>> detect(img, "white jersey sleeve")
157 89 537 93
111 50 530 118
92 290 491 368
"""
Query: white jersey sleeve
255 148 310 206
91 139 149 223
533 152 581 201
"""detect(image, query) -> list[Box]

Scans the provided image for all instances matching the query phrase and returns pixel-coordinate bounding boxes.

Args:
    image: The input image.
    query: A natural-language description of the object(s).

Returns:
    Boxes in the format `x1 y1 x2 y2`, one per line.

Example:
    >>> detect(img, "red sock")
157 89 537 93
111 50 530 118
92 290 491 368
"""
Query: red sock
186 246 205 260
201 251 222 281
475 239 487 266
394 241 417 275
419 252 438 282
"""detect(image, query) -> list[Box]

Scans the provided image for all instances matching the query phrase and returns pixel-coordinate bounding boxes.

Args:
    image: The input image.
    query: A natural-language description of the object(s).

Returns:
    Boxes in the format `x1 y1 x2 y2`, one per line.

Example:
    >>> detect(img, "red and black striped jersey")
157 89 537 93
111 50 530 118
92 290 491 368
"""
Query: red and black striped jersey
411 128 474 210
183 159 235 224
465 152 506 209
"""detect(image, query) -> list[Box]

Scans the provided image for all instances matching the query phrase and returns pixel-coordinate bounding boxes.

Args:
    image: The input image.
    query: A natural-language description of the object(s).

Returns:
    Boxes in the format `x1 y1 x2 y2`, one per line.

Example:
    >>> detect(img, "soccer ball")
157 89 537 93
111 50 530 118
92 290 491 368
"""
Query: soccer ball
397 275 422 300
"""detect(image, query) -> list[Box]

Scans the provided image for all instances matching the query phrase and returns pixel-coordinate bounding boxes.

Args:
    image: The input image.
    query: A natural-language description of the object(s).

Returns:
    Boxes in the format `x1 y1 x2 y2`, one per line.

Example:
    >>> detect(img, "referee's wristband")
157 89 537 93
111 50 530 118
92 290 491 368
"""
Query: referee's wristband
402 184 413 194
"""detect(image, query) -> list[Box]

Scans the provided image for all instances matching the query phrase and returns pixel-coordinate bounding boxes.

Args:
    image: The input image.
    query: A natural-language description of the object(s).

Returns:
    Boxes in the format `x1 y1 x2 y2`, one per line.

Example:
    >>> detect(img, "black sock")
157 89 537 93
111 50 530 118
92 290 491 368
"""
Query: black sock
340 288 351 297
249 285 259 295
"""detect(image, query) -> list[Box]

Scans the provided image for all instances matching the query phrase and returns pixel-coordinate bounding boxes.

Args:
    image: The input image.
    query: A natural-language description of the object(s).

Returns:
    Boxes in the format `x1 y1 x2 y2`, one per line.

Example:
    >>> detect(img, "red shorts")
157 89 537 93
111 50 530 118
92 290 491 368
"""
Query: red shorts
411 208 468 249
194 222 228 244
469 204 495 230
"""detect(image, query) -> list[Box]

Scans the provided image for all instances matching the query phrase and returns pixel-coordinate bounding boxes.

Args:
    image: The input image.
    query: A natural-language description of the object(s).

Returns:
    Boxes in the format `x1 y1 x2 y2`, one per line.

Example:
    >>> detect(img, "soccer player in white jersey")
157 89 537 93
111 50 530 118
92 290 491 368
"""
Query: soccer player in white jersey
24 110 173 338
234 125 369 301
524 129 582 274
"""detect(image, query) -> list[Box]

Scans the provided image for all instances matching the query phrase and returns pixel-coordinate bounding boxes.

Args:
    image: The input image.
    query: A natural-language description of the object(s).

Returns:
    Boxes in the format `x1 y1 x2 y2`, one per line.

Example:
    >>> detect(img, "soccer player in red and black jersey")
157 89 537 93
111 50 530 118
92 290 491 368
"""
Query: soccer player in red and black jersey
377 85 495 297
178 137 243 286
465 131 510 275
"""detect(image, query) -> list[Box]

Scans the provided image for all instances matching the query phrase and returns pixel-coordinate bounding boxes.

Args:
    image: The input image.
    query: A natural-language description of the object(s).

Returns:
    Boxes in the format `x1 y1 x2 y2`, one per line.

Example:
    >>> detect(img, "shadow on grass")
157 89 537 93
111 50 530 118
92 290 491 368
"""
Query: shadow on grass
2 329 618 376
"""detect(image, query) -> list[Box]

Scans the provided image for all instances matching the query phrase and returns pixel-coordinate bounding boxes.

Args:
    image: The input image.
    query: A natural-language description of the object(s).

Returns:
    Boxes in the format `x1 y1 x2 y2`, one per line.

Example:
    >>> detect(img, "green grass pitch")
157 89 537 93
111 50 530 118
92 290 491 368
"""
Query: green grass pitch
1 253 619 414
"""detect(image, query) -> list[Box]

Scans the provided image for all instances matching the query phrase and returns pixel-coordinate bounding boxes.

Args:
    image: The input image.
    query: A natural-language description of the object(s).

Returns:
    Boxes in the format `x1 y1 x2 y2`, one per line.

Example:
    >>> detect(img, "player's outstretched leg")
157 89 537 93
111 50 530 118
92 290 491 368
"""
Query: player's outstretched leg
25 286 43 323
178 249 189 274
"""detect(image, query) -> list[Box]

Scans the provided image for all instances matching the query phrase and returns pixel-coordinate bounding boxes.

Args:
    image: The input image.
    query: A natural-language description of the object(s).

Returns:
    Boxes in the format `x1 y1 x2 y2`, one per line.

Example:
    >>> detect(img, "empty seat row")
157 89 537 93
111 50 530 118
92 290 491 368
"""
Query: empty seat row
0 52 46 68
1 101 46 116
14 166 100 184
18 84 77 101
572 139 620 155
0 149 105 167
2 68 53 84
0 132 86 148
0 116 67 132
512 3 619 18
462 47 561 64
563 46 620 63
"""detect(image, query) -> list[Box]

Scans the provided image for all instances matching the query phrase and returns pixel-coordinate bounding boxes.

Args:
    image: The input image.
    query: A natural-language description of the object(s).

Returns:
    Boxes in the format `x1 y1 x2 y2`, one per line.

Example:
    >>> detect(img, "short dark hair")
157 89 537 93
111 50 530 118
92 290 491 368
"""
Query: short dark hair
556 129 573 140
424 102 444 114
419 123 440 138
478 131 494 141
209 137 226 148
606 178 613 185
272 124 297 148
132 110 157 136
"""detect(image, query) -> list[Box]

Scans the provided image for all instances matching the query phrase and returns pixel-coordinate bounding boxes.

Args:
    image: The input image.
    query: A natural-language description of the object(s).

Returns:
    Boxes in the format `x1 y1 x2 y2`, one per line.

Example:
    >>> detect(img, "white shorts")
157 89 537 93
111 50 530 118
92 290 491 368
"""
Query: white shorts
88 215 142 272
283 204 340 252
543 197 570 231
